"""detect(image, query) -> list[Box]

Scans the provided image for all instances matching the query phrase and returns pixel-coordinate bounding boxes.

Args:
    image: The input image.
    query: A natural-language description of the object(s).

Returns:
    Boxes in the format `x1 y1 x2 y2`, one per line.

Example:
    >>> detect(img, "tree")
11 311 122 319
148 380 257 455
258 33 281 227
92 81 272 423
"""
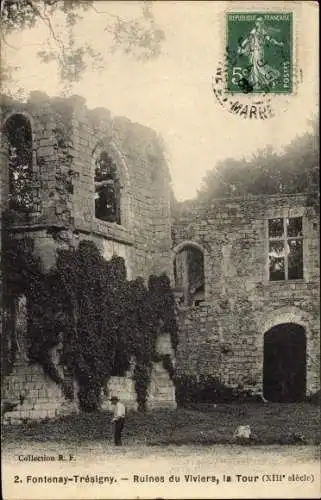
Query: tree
197 119 319 200
1 0 165 93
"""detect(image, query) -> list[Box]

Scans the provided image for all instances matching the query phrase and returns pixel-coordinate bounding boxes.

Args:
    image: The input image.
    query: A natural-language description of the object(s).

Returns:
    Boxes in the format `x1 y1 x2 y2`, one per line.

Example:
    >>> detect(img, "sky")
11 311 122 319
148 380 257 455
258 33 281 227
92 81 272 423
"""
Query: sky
2 1 319 201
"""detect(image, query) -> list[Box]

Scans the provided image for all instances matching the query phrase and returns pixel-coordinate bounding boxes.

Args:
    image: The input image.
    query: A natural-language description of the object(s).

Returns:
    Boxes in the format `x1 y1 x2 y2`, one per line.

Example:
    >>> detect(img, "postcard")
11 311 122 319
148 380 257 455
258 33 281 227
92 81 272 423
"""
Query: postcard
1 1 320 499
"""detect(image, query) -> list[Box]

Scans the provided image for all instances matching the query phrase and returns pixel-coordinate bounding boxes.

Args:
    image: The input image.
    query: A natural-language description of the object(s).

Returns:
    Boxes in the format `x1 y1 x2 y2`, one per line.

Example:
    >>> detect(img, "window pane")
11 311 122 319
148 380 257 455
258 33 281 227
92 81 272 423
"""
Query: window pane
269 241 285 281
268 218 284 238
269 240 285 257
288 239 303 280
287 217 303 237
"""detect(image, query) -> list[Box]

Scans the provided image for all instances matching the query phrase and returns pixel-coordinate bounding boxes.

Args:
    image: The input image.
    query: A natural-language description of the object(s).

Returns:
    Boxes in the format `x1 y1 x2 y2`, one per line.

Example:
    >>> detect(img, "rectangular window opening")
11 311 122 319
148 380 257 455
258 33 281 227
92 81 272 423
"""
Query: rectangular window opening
268 217 303 281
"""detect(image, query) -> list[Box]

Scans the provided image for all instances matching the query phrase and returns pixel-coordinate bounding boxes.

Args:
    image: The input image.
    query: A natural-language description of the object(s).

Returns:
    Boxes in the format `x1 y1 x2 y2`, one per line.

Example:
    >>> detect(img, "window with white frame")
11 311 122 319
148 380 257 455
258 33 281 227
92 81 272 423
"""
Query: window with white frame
268 217 303 281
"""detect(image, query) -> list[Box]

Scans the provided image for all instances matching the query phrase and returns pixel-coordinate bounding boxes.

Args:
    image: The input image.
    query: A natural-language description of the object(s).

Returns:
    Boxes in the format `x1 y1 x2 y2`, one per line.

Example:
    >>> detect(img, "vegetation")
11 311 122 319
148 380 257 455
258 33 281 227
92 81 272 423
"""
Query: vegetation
1 236 178 412
197 120 319 200
174 374 267 407
1 0 165 93
2 403 320 446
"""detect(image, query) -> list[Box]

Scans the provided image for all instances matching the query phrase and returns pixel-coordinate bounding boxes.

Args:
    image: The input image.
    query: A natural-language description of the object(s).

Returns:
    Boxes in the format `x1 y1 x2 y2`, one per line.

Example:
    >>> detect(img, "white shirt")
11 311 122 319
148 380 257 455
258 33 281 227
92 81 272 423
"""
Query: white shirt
112 401 126 421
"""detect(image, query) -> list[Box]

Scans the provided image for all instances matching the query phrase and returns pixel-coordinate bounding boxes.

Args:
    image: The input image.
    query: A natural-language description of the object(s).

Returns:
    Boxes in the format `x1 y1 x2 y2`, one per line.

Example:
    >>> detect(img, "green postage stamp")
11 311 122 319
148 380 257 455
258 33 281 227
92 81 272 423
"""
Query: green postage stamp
226 12 293 94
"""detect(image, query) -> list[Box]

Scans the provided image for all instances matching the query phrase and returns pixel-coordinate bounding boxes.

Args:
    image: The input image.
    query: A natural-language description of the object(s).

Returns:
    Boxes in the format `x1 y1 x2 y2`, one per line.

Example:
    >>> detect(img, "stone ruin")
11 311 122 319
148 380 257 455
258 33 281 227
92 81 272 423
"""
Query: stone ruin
1 92 320 423
0 92 176 423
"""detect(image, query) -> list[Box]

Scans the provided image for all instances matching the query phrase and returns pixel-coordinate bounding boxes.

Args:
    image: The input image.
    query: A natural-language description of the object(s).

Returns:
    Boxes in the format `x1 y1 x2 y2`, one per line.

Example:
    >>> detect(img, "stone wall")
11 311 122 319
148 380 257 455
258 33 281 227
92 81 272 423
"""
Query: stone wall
172 193 320 396
0 91 173 279
2 361 78 425
0 93 175 420
102 333 177 411
1 332 177 424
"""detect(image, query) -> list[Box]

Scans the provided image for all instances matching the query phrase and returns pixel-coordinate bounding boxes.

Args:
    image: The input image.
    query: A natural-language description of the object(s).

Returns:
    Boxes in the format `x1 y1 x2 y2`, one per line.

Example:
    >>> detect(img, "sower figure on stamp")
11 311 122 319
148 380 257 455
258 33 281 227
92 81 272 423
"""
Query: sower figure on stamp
237 16 284 90
110 396 126 446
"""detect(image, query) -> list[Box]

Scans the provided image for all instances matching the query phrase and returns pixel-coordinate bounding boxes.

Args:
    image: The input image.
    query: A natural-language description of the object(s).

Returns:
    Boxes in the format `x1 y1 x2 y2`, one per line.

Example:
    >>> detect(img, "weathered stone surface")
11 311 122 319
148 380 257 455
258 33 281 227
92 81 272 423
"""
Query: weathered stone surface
1 95 320 419
0 95 175 420
102 377 138 411
173 194 320 397
2 361 79 425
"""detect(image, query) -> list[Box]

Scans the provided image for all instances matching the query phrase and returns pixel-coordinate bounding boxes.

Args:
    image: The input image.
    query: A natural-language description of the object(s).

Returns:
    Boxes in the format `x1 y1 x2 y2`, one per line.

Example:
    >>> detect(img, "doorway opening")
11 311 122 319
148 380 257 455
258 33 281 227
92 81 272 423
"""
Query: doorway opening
263 323 306 402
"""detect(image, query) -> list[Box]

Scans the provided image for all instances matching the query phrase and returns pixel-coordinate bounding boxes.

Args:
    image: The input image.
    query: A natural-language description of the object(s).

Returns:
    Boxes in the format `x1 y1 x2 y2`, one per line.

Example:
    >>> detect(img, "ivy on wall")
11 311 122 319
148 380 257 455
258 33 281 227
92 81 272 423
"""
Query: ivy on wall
1 230 72 397
2 236 178 412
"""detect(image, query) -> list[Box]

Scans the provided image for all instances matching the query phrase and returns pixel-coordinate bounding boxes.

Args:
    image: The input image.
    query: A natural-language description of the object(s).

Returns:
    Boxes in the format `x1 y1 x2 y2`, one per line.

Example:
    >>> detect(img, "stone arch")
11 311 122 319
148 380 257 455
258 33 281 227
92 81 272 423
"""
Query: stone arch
1 110 36 169
259 306 312 336
1 110 36 134
257 306 313 397
91 141 131 228
172 240 205 259
1 112 34 214
92 140 130 189
172 240 205 306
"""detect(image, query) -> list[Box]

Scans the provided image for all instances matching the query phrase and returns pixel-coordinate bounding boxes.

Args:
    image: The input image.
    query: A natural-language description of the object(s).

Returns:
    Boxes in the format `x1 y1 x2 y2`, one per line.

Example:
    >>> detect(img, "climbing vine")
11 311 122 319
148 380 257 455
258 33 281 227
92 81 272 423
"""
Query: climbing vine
2 236 178 412
1 230 72 397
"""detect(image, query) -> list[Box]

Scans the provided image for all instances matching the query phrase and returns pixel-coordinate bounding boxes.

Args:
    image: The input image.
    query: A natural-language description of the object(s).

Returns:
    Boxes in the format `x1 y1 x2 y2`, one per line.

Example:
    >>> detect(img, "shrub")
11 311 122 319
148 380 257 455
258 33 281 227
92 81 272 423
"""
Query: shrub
2 236 179 413
174 374 261 406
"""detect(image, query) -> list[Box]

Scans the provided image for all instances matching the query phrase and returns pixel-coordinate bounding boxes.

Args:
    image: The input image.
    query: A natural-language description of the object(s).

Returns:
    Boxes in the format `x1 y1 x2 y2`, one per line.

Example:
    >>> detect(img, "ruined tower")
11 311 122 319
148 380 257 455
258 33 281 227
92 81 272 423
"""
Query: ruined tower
0 92 176 422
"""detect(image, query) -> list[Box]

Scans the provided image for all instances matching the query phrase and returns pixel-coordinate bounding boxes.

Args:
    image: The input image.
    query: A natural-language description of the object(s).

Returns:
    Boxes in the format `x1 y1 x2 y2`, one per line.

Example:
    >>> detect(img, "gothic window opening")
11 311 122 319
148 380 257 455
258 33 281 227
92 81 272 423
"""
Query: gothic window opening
94 151 121 224
174 244 205 307
268 217 303 281
3 114 33 213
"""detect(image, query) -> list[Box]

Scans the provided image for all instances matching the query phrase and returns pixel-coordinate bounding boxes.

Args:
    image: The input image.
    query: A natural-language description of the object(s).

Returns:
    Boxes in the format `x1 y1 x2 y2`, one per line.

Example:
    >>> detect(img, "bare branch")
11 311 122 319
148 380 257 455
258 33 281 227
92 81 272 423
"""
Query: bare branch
89 4 119 18
0 28 18 50
25 0 65 52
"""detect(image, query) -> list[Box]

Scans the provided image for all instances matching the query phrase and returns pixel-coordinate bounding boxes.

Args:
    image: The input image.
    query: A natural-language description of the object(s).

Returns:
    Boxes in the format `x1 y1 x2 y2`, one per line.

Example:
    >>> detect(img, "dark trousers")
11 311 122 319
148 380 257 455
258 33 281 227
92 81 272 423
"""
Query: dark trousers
114 418 125 446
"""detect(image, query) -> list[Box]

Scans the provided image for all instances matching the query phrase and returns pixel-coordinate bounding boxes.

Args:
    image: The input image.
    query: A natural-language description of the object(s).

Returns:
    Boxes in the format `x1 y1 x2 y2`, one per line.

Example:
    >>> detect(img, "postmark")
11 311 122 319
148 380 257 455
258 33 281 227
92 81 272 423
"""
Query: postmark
226 12 293 94
211 10 296 119
211 62 275 120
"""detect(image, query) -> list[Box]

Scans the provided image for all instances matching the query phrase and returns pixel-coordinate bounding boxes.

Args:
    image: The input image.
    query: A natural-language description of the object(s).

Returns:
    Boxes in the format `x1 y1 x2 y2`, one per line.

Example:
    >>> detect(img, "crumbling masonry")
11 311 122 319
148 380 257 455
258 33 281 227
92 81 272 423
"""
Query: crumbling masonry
1 92 175 423
1 93 320 423
172 194 320 401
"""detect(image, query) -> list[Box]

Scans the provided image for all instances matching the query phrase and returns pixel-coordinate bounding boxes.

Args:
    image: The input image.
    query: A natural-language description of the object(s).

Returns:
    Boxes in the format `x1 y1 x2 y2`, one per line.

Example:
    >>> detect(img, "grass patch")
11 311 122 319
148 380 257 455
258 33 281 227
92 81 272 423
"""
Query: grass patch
2 402 320 446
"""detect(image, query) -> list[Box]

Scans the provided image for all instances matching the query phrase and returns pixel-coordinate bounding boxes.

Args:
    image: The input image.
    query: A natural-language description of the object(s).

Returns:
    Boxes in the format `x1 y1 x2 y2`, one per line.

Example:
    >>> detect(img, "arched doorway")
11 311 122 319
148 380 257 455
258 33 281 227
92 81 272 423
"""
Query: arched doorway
263 323 306 402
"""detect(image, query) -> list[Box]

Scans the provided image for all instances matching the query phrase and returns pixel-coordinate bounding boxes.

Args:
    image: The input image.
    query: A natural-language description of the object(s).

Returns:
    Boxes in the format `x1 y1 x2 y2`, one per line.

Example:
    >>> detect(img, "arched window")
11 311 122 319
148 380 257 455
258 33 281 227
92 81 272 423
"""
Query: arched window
94 151 121 224
2 114 33 213
174 243 205 306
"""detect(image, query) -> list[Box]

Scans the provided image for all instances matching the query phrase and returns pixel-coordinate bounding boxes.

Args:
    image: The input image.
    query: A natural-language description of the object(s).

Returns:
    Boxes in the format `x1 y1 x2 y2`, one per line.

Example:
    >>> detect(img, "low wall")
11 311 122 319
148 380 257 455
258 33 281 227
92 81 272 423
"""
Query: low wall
2 335 177 424
2 361 78 425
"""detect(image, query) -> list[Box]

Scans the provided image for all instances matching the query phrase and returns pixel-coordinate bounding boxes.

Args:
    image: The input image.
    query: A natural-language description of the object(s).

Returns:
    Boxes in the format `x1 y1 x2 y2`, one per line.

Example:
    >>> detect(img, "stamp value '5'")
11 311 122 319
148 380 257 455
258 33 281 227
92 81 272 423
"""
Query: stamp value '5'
226 12 293 94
